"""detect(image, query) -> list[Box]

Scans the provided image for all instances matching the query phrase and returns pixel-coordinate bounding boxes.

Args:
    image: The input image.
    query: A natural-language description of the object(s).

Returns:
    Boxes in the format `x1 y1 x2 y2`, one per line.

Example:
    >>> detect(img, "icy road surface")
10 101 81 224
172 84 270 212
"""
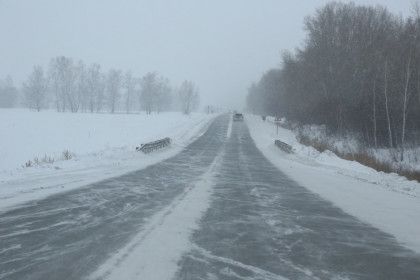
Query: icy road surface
1 115 420 280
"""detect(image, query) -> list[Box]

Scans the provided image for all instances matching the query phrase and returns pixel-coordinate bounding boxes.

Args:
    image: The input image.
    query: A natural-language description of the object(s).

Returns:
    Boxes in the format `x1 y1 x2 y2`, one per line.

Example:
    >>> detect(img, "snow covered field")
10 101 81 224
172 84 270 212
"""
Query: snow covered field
1 109 419 259
246 114 420 254
0 108 218 212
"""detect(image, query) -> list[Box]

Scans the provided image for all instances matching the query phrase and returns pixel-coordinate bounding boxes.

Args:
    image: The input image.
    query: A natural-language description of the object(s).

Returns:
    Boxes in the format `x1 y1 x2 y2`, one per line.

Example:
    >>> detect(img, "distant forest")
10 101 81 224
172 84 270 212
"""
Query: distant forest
247 2 420 151
0 57 200 115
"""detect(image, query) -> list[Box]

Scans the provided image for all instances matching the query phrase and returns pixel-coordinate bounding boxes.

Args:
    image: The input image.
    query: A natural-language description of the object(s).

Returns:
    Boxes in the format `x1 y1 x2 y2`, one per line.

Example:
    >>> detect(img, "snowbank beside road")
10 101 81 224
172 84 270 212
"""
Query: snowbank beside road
246 114 420 254
0 109 218 212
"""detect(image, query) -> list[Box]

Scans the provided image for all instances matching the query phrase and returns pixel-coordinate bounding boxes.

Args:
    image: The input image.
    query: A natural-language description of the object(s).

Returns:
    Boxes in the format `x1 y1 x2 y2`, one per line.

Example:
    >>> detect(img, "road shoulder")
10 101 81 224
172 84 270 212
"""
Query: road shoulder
246 114 420 254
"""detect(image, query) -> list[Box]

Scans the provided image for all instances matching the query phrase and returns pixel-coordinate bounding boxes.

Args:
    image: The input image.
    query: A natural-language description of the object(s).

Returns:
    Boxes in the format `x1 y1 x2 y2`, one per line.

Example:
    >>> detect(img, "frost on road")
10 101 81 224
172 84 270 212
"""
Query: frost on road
1 114 420 280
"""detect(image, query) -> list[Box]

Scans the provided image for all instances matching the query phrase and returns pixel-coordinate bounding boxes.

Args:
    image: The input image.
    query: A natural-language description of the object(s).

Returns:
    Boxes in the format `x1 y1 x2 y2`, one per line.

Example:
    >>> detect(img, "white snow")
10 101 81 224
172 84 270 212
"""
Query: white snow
3 109 420 279
0 108 219 213
246 114 420 254
89 154 222 280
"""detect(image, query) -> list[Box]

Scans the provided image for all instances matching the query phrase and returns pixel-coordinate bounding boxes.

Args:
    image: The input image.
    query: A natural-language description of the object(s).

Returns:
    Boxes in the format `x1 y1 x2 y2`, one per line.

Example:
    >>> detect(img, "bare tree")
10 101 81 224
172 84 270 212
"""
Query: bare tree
48 59 62 112
383 59 393 148
106 68 122 113
372 78 378 149
49 56 78 112
138 72 173 114
155 76 172 114
178 80 200 115
0 76 17 108
400 46 413 161
23 66 49 111
139 72 157 114
76 61 88 112
86 63 104 113
246 82 263 114
124 71 134 113
95 79 106 113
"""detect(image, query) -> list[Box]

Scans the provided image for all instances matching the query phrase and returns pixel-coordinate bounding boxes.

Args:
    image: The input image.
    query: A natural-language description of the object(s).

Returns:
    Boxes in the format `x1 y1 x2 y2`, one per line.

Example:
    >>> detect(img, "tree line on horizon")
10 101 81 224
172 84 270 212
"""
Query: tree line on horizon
0 56 200 115
247 1 420 159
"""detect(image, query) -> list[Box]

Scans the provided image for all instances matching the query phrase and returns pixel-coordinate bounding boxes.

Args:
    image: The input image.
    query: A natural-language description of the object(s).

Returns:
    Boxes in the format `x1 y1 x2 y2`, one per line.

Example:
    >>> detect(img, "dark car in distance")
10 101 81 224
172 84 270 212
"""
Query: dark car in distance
233 113 244 121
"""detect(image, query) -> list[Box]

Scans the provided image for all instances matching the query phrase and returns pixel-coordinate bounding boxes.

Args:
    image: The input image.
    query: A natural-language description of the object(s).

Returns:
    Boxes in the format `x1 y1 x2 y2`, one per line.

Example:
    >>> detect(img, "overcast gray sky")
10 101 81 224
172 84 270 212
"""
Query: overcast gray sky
0 0 415 110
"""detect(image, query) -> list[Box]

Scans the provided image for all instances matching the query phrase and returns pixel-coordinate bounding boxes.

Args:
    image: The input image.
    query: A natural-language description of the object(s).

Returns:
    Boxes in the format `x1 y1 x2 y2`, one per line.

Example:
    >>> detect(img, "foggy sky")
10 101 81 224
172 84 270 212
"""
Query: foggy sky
0 0 414 110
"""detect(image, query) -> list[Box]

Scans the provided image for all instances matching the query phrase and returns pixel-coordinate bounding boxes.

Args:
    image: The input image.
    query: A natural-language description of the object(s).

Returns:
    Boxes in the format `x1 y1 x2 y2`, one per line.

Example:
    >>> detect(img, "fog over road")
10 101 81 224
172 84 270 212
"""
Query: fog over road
1 115 419 280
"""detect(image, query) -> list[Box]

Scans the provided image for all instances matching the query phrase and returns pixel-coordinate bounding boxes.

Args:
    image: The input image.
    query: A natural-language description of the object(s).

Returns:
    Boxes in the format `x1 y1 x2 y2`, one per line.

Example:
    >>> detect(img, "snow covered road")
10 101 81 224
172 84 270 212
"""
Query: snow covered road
1 114 420 279
0 115 228 280
175 118 420 279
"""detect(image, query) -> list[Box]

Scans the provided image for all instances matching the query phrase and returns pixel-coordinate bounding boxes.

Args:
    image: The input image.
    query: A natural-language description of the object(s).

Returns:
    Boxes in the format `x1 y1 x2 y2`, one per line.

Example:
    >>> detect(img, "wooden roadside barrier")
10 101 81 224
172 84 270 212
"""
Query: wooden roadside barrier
136 137 171 153
274 140 293 153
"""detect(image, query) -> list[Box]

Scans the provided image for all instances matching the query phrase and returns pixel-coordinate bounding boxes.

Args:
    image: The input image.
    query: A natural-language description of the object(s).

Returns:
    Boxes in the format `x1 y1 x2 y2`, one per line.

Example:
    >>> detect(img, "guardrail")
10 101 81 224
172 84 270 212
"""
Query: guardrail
136 137 171 153
274 140 293 153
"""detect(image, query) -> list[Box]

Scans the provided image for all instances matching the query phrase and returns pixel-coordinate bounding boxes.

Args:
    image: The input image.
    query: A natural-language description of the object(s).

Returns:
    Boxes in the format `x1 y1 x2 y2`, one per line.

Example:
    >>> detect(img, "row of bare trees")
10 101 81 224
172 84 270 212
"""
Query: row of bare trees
247 2 420 157
1 56 200 114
